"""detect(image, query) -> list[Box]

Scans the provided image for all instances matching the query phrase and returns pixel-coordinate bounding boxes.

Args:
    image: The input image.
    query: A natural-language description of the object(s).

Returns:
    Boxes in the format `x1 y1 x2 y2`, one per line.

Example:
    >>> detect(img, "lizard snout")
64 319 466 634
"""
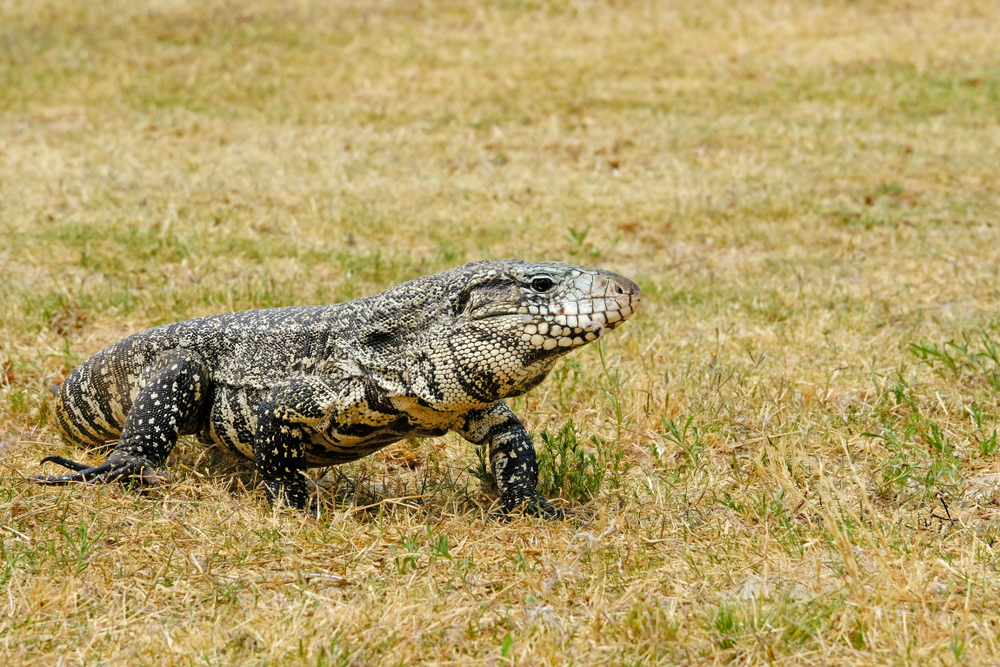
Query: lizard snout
592 272 641 326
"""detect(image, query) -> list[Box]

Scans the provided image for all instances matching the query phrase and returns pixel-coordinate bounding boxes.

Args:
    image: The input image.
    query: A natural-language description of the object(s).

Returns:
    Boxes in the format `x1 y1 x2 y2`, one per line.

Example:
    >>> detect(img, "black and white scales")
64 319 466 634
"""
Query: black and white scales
35 259 641 516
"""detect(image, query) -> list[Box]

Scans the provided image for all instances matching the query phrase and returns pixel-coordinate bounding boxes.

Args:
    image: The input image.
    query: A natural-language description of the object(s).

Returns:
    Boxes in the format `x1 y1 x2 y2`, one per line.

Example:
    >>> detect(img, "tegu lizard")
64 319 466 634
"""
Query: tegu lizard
34 259 641 516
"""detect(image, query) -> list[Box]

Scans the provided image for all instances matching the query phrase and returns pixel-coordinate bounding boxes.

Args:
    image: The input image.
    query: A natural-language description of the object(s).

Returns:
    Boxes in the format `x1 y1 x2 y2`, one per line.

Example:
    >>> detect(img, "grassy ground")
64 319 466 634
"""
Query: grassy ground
2 0 1000 664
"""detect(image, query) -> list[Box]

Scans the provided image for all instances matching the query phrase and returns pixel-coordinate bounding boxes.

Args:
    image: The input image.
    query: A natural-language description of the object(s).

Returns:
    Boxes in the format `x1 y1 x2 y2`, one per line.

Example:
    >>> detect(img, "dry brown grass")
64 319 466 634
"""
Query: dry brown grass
3 0 1000 664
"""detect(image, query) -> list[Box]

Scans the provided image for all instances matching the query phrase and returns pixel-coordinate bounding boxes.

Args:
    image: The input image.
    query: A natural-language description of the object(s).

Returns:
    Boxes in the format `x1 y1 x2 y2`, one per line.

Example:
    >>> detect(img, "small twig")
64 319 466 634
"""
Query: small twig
928 493 957 530
345 494 428 515
2 525 30 541
302 572 349 585
937 494 953 522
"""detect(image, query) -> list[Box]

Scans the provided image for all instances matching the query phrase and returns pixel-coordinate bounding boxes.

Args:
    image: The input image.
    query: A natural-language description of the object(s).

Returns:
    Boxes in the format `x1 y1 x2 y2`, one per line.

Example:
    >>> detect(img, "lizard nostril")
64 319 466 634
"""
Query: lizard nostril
613 283 624 295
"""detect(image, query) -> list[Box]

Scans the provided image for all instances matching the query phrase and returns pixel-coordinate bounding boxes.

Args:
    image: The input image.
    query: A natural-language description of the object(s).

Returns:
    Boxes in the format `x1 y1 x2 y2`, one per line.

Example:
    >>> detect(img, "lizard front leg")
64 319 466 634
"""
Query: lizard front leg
458 401 563 519
36 349 209 486
254 376 345 515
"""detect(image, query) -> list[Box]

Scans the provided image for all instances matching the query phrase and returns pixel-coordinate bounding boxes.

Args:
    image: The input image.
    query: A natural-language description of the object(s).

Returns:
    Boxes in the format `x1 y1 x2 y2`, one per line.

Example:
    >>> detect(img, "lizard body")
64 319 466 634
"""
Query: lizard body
36 259 640 515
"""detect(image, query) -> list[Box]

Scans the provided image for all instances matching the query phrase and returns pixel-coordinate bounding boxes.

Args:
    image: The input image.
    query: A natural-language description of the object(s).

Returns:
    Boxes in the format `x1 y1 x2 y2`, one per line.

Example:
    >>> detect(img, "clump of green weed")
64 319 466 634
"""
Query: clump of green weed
536 419 628 502
864 415 963 502
470 443 498 494
659 416 706 469
470 419 628 503
469 419 631 501
909 331 1000 391
709 604 743 650
536 420 604 501
969 401 998 458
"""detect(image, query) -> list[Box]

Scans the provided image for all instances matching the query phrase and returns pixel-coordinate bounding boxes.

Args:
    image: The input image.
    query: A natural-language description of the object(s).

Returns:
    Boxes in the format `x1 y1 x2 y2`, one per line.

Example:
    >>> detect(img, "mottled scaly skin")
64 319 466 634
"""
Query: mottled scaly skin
36 259 641 516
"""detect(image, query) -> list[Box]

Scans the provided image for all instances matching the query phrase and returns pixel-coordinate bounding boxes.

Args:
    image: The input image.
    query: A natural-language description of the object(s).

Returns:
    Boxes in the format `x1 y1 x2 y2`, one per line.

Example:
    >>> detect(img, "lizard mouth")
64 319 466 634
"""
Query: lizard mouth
478 311 522 319
474 272 641 330
477 299 638 329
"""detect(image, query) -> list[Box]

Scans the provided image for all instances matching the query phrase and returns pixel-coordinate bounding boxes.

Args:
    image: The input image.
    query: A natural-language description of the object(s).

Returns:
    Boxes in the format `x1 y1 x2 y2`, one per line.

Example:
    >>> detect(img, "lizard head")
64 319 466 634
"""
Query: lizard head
493 260 639 346
443 259 641 401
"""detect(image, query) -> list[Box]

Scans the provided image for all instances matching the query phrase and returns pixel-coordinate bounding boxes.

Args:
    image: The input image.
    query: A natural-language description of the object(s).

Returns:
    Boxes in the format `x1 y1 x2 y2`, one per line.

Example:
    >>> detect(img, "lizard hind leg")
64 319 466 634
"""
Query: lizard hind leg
35 349 210 488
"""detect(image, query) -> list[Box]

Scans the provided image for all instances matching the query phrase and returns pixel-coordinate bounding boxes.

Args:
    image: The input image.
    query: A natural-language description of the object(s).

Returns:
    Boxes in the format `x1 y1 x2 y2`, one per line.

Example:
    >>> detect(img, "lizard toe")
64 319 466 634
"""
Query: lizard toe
34 458 119 485
35 456 167 486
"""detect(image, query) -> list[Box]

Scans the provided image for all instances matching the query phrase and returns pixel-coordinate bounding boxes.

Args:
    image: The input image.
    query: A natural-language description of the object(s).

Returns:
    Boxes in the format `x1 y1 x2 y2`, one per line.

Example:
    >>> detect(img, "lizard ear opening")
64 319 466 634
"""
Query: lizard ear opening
452 288 472 316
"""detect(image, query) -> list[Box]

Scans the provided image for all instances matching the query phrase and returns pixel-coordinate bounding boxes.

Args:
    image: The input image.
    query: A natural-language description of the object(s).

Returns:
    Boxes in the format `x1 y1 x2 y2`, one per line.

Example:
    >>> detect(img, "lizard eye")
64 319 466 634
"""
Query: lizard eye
530 277 555 293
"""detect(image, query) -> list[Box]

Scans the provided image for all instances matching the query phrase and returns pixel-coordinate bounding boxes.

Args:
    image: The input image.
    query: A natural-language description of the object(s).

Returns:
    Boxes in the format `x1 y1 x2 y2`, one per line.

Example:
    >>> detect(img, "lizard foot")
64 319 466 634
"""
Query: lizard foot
35 455 168 486
503 493 570 520
264 479 320 518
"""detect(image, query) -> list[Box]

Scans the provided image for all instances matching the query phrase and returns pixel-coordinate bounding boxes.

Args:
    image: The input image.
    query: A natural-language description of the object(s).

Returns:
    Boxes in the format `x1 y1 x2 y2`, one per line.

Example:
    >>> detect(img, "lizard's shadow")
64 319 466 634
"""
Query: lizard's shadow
313 456 486 519
171 439 488 519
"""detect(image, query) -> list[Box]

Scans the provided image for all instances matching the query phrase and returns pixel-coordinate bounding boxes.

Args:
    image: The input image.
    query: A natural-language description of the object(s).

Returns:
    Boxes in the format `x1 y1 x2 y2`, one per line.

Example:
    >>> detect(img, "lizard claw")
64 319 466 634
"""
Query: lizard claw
534 500 571 521
35 455 168 486
38 455 93 472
